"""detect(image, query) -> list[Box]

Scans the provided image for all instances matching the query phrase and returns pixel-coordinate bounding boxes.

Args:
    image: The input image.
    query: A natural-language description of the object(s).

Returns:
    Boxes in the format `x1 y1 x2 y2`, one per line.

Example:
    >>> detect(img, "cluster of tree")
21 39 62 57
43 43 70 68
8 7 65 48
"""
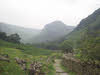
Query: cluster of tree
0 32 21 43
60 40 73 53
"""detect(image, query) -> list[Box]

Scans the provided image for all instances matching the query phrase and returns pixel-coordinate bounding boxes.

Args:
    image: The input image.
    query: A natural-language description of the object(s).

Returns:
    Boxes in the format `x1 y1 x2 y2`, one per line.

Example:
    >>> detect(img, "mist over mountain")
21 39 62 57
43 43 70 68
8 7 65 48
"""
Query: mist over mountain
0 0 100 74
76 8 100 30
65 8 100 41
0 23 41 43
31 21 75 43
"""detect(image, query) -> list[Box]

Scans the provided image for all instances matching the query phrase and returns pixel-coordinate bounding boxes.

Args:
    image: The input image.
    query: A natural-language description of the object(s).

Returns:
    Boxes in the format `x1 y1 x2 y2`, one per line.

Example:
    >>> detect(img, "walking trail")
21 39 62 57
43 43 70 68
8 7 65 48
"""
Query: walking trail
54 59 68 75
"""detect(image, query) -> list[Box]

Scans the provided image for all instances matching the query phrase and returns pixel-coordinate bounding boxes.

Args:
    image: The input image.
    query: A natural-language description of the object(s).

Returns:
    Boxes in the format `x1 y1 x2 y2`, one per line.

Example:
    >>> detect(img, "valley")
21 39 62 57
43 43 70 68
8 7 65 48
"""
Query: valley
0 7 100 75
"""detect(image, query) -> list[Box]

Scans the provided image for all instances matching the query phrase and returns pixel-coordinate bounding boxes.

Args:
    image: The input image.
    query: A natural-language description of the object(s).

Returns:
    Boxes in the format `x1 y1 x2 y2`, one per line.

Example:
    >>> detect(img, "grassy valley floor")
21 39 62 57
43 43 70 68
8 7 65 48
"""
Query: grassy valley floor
0 40 56 75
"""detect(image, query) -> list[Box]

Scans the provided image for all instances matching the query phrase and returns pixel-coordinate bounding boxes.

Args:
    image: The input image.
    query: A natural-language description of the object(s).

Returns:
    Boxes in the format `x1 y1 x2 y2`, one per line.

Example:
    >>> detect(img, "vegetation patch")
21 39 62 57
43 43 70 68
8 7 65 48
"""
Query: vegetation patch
60 60 76 75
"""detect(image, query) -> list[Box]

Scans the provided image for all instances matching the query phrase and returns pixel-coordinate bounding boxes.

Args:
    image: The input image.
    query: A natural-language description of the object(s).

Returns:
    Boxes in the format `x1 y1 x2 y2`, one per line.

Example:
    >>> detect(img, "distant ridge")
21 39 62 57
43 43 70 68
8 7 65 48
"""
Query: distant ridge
0 23 41 43
31 20 75 43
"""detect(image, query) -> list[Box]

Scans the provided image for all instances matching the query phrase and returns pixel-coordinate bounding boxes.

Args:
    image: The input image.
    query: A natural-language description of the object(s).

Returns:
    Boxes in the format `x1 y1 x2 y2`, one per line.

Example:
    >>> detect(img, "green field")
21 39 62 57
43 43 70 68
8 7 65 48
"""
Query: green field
0 40 56 75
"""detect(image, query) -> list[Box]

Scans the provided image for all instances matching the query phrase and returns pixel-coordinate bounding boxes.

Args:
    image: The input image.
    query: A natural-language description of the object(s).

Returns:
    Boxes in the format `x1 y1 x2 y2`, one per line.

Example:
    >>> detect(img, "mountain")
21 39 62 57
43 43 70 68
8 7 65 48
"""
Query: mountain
61 8 100 60
31 21 75 43
0 23 40 43
65 8 100 41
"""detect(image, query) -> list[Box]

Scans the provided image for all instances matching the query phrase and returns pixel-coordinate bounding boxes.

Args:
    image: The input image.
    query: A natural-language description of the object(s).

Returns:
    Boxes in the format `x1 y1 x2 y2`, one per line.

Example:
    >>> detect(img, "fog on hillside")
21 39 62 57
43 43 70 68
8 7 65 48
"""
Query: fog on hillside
0 0 100 75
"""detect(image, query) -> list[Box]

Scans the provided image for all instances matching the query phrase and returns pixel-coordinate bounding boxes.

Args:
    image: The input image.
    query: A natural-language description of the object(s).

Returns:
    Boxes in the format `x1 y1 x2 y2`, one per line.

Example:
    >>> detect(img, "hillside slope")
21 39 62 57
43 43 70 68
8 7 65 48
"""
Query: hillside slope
61 8 100 61
0 23 40 43
65 8 100 41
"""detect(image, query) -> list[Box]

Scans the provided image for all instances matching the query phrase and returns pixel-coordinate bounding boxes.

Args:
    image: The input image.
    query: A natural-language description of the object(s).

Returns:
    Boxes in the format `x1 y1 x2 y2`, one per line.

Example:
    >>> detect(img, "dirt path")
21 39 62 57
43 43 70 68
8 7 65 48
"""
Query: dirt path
54 59 68 75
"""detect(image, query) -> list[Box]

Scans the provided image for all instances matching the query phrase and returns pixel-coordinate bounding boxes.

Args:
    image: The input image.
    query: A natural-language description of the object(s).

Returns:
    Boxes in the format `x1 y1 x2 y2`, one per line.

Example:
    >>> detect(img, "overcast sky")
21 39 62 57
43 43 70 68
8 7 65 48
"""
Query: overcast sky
0 0 100 29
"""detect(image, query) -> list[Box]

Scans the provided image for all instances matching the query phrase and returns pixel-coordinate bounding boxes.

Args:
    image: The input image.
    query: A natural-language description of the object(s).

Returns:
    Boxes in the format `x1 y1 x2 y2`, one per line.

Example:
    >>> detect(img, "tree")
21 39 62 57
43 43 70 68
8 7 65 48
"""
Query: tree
0 32 7 40
7 33 21 43
60 40 73 53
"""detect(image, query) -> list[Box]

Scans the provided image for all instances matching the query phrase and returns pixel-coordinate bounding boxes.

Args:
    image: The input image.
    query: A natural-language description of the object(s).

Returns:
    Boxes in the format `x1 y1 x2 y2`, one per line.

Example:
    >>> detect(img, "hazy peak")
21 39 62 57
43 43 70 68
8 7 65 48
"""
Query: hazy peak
44 20 67 29
50 20 65 24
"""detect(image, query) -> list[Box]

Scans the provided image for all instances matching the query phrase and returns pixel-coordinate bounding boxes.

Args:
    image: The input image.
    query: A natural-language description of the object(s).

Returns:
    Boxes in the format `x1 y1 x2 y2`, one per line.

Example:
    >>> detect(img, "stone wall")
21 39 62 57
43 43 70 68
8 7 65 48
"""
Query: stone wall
62 56 100 75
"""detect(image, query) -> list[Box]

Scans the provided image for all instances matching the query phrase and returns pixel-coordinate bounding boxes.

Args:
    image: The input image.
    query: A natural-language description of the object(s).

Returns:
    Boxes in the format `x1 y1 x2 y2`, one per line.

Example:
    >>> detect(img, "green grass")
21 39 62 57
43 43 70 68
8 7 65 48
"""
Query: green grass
0 39 53 56
0 47 27 75
0 61 26 75
0 39 55 75
47 63 56 75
